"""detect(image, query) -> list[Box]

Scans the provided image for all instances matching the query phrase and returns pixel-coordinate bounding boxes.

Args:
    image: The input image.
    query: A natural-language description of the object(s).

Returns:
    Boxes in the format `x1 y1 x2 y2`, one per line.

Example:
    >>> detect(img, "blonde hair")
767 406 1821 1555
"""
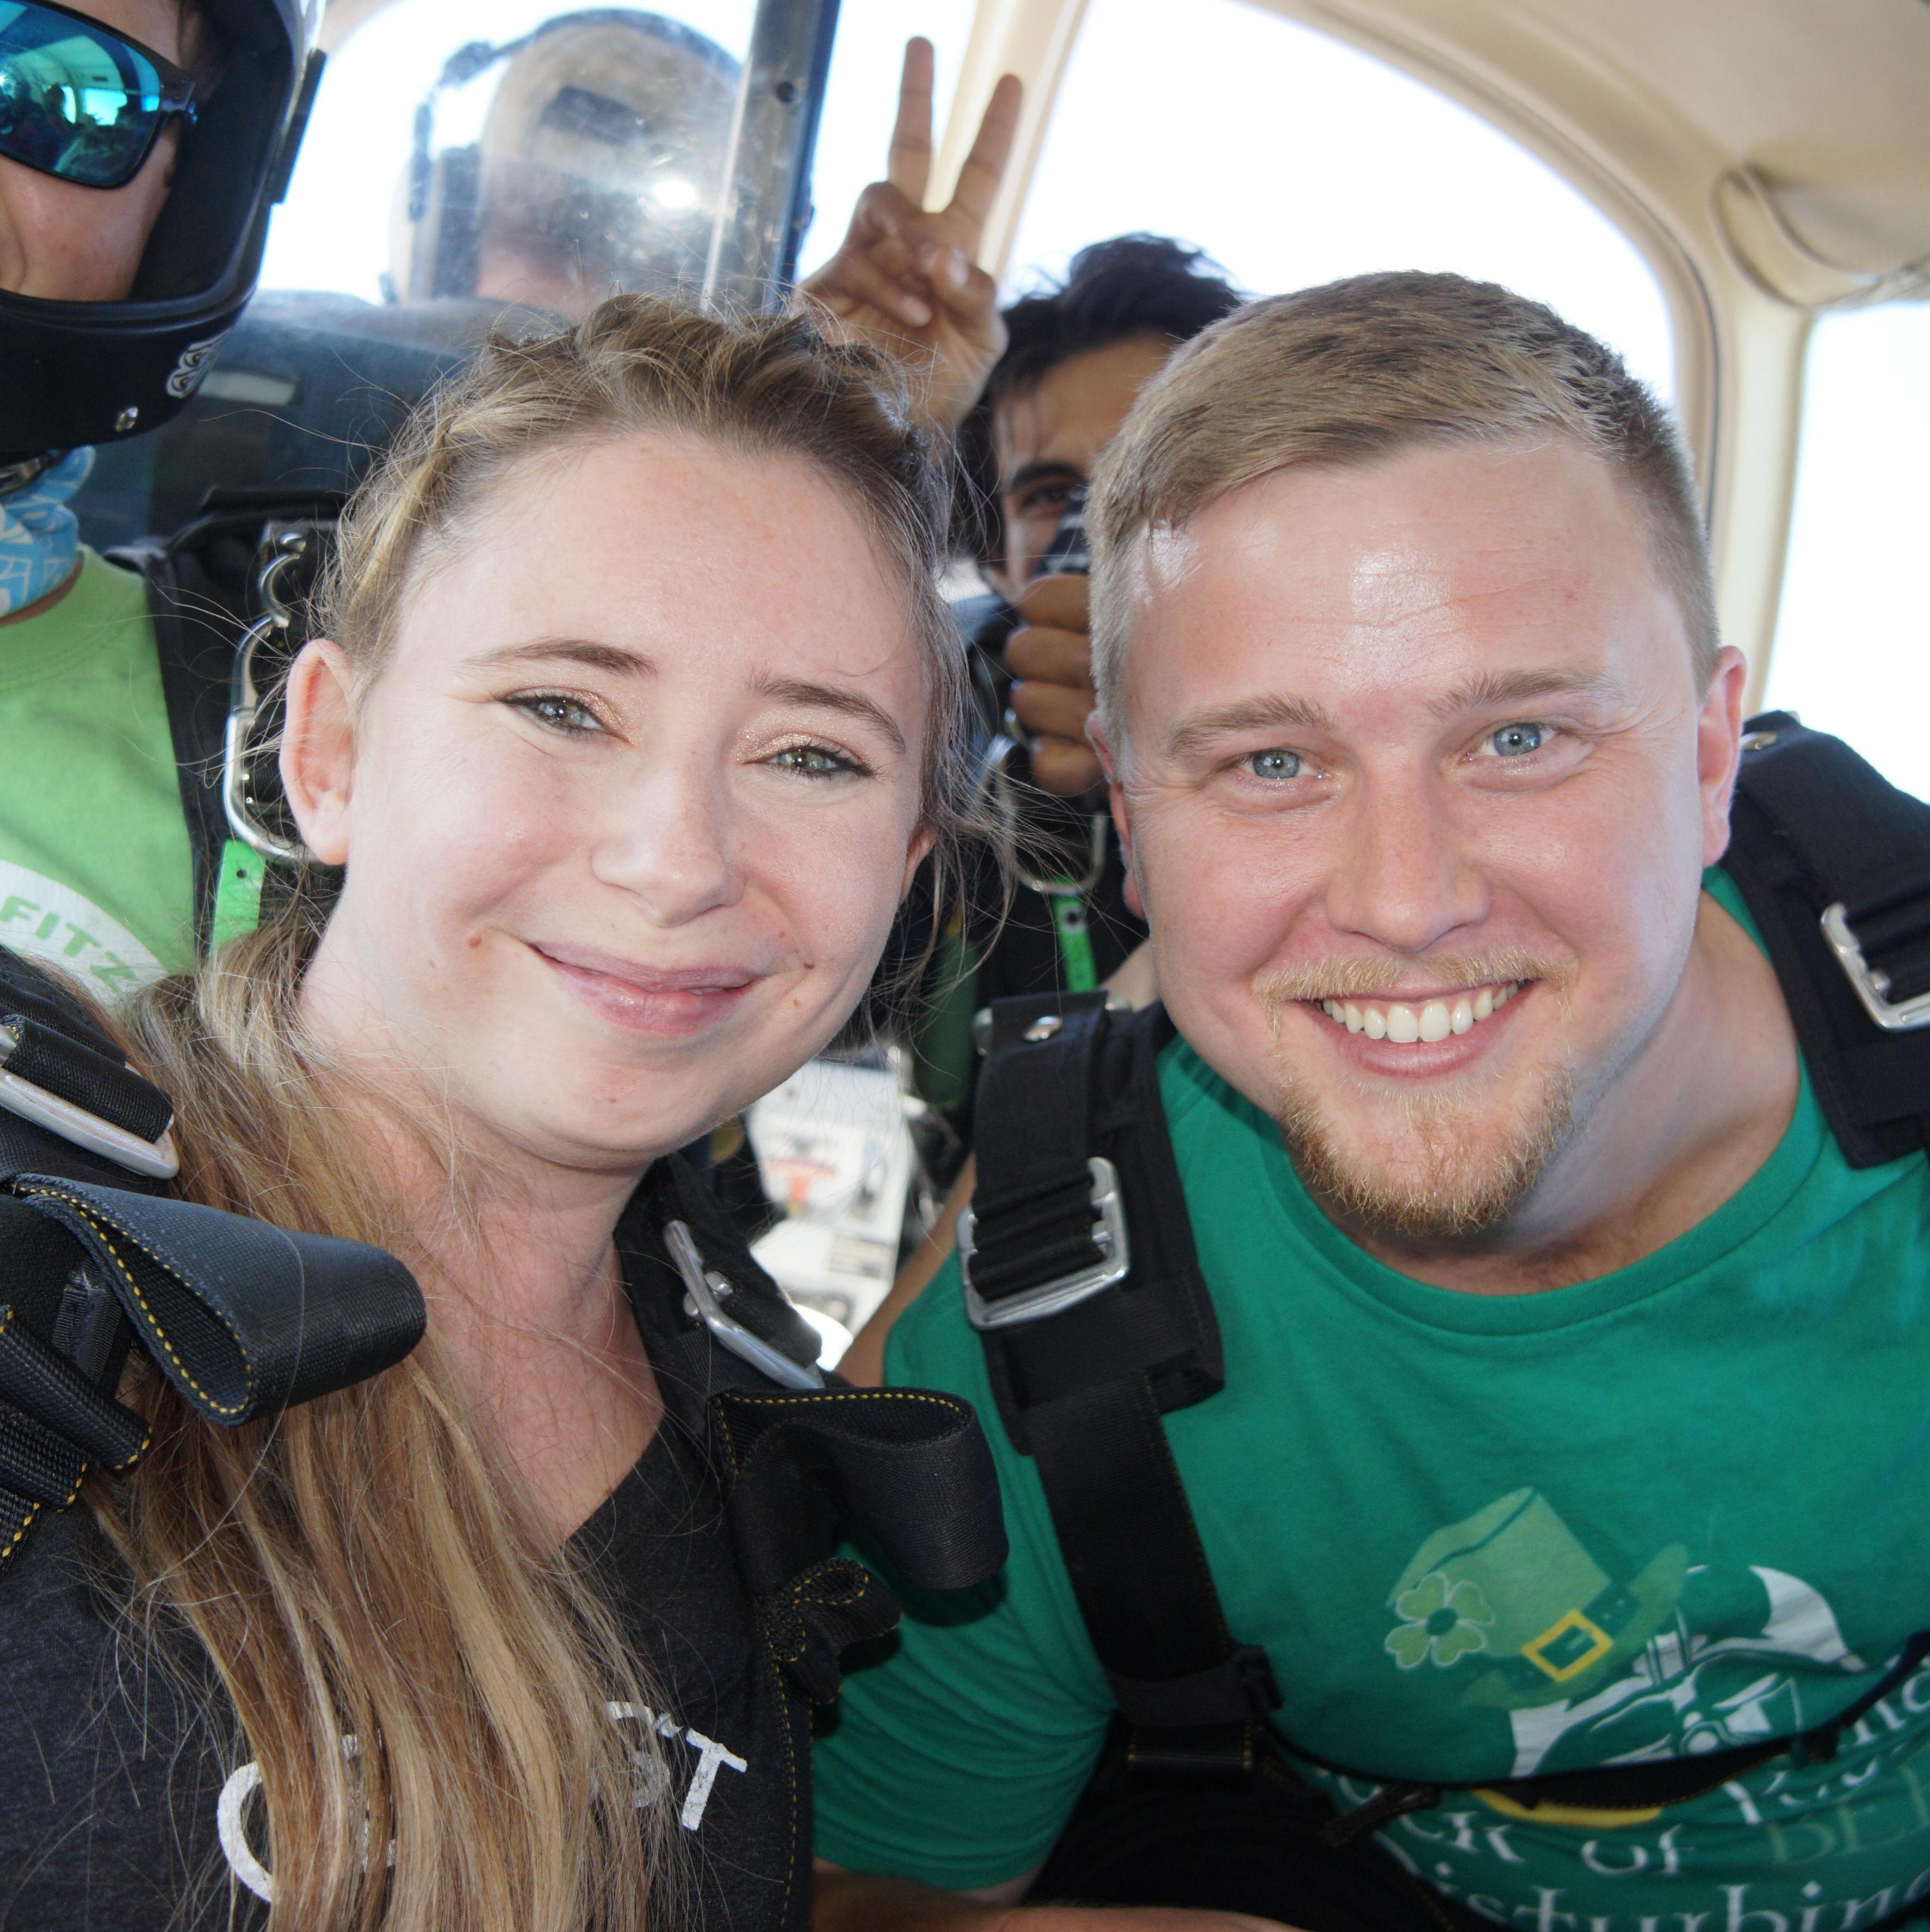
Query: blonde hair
82 294 968 1930
1088 271 1716 751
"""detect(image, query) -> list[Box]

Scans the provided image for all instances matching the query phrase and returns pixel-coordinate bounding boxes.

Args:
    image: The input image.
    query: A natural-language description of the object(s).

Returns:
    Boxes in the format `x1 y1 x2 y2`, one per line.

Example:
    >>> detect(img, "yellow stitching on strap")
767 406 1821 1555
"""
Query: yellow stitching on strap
19 1186 250 1418
0 1498 40 1563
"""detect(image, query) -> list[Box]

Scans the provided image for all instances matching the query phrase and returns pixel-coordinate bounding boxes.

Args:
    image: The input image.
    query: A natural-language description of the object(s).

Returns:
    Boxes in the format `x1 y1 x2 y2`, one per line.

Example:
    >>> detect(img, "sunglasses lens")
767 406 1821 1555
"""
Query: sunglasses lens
0 3 165 188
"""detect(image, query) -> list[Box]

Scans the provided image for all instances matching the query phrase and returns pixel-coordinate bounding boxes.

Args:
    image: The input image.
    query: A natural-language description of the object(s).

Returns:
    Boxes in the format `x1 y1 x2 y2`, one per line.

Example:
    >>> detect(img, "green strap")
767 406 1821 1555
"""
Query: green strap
208 838 266 950
1049 891 1098 993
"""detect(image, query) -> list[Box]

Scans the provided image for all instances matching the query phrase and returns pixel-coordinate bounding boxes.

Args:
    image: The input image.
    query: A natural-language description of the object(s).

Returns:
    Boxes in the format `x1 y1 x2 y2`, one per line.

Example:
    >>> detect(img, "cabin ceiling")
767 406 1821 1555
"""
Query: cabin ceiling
1248 0 1930 303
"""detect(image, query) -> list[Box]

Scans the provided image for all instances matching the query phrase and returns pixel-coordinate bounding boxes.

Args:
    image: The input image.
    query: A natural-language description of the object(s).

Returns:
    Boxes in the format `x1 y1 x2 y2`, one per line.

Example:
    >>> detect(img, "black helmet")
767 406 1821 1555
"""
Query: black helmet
0 0 321 462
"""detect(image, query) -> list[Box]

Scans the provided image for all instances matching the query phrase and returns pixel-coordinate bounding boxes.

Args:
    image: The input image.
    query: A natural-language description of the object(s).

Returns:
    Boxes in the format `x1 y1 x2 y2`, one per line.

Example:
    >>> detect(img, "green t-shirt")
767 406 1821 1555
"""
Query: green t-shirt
815 869 1930 1932
0 548 194 990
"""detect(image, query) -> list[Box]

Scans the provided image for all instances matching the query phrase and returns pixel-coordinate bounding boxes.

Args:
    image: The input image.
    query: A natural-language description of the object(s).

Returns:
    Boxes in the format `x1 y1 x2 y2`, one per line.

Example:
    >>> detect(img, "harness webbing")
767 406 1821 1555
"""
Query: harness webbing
970 992 1272 1779
967 717 1930 1829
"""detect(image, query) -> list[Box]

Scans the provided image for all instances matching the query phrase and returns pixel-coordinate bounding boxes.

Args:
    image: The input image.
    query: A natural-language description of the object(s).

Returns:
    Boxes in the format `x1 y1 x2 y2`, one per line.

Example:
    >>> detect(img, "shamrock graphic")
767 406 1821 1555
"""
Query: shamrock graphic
1385 1570 1494 1669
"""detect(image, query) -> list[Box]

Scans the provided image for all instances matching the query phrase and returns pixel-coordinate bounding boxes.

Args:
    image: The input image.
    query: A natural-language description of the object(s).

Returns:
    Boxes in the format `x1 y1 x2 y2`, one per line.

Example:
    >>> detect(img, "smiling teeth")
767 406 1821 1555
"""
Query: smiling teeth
1319 982 1520 1043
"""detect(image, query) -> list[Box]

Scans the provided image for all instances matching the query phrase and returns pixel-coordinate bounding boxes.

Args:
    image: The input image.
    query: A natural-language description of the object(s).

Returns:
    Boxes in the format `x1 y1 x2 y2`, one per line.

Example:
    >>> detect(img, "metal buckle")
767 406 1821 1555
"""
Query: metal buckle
960 1156 1131 1330
1821 902 1930 1032
663 1219 823 1390
0 1020 180 1180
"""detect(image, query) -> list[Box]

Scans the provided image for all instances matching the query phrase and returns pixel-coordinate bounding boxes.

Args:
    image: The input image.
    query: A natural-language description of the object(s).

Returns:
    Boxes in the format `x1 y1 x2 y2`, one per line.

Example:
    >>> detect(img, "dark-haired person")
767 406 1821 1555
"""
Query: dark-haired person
807 161 1242 1368
803 77 1242 1009
1 0 313 986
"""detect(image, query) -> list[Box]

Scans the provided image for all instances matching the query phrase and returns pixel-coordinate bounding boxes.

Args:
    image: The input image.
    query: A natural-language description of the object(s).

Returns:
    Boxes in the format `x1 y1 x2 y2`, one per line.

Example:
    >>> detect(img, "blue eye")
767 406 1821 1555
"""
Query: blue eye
1488 723 1548 758
516 694 601 734
1244 749 1303 780
769 744 861 779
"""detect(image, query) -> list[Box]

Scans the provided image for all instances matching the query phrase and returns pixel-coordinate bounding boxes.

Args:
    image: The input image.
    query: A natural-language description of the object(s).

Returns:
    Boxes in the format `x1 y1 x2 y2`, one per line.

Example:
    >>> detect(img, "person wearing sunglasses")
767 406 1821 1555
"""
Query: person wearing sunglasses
0 0 203 303
0 0 314 993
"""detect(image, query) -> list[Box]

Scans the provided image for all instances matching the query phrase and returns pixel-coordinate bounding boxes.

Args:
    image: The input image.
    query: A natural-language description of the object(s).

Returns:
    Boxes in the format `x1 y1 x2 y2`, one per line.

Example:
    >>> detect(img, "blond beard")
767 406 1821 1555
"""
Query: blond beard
1258 950 1576 1242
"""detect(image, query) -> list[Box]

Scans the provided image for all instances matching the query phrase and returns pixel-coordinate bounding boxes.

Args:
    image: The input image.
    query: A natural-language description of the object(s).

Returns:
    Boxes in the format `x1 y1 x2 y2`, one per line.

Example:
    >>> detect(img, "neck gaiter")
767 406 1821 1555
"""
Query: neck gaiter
0 448 95 619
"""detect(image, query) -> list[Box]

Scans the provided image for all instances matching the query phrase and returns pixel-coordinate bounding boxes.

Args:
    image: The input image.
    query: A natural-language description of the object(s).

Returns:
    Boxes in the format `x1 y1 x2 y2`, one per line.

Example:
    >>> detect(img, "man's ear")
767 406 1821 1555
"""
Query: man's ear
1697 645 1750 869
1090 715 1146 921
280 640 358 867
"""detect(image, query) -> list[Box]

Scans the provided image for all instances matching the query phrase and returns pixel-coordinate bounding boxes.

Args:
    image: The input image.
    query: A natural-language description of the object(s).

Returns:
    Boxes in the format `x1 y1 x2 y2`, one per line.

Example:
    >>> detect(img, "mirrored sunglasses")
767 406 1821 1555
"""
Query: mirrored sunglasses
0 0 195 192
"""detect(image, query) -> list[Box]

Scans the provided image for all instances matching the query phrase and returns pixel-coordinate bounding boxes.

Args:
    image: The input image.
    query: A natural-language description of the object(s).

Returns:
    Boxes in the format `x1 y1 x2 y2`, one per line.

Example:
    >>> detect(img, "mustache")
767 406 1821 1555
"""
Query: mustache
1253 948 1573 1008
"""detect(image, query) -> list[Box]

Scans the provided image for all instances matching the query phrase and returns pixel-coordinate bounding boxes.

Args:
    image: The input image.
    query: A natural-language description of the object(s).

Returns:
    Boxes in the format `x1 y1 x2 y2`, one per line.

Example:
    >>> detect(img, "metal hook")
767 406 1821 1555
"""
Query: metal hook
222 527 318 866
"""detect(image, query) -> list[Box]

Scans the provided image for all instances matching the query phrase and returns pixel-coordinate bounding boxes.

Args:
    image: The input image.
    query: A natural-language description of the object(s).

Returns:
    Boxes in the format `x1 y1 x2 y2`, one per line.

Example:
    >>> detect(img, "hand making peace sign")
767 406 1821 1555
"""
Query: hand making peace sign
797 38 1023 434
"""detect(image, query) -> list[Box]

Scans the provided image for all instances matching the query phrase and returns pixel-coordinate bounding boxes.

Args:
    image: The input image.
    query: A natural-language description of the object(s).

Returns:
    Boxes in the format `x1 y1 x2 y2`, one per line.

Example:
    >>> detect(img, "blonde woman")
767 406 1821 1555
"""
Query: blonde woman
0 297 989 1931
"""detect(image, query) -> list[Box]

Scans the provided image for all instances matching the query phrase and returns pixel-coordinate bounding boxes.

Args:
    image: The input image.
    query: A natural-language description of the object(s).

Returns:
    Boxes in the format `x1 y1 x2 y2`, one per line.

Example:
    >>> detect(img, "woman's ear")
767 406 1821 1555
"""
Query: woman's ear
901 823 939 898
280 640 358 866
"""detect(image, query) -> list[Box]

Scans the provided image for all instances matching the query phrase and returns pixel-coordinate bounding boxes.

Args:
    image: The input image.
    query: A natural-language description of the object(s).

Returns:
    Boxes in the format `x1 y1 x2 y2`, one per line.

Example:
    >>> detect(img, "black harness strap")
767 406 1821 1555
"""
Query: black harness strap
111 493 343 953
1727 713 1930 1165
112 531 237 953
969 716 1930 1834
970 993 1276 1779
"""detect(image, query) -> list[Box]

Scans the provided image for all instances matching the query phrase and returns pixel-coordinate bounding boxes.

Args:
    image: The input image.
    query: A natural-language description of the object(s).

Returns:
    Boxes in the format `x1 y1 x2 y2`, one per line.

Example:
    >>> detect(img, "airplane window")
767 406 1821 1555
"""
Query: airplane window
1765 304 1930 799
261 1 758 315
1006 0 1676 404
792 0 977 280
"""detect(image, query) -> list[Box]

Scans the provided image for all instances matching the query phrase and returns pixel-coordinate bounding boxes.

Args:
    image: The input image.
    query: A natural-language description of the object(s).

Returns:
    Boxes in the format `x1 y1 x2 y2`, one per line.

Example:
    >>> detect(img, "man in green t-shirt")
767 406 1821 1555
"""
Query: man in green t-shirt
1 0 317 986
812 276 1930 1932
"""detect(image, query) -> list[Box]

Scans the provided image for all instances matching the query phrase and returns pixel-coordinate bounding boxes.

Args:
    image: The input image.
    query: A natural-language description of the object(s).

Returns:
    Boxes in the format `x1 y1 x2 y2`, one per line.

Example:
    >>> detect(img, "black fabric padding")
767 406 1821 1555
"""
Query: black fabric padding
714 1385 1007 1599
10 1177 424 1422
0 1197 82 1334
998 1283 1201 1411
0 1014 175 1143
1725 714 1930 1165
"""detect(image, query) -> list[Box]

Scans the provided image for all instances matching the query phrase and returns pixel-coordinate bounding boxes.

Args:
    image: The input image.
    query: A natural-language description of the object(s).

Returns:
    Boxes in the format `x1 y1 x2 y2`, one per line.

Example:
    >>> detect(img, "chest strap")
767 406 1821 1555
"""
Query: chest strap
967 993 1277 1779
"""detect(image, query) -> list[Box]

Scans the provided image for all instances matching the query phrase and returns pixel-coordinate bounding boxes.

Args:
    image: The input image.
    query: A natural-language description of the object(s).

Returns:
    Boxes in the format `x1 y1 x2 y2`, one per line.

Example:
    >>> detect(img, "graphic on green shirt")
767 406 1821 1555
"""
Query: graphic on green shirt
1385 1490 1873 1781
0 860 165 992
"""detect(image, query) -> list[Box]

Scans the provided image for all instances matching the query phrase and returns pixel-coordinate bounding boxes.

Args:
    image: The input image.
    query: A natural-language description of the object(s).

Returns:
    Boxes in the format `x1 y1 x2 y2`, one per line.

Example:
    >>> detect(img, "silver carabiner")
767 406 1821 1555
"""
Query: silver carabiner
222 527 317 866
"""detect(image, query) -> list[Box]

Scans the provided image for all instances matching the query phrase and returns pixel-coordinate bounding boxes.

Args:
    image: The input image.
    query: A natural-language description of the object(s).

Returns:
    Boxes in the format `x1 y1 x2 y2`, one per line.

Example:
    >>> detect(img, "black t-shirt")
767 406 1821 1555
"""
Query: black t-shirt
0 1334 807 1930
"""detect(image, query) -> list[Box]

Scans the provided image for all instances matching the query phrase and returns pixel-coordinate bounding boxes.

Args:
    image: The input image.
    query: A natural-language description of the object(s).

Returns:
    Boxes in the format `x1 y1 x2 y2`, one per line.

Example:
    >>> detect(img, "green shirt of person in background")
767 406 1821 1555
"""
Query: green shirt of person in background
0 548 193 990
